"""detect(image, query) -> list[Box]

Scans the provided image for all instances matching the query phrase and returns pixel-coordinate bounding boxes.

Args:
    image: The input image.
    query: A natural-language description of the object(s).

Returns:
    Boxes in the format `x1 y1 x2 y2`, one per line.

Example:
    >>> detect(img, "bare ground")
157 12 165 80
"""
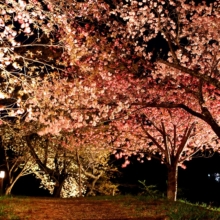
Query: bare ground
0 197 167 220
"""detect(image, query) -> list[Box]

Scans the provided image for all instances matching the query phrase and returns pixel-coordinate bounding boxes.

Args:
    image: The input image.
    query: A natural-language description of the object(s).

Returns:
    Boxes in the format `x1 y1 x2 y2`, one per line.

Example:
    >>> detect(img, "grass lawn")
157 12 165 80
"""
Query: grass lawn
0 195 220 220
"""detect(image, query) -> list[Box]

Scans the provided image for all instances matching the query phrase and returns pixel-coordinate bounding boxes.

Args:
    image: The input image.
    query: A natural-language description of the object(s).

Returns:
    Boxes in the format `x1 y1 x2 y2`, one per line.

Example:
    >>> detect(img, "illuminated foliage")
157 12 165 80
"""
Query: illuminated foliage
0 0 219 201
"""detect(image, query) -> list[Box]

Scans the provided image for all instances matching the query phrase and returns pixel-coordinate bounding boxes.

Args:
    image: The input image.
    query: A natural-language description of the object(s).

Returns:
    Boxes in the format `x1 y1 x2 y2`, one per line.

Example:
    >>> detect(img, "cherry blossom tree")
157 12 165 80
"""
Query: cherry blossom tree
33 0 220 140
23 72 220 200
110 108 218 201
74 145 119 196
25 131 115 198
1 0 218 201
21 32 219 200
53 129 119 196
25 133 81 197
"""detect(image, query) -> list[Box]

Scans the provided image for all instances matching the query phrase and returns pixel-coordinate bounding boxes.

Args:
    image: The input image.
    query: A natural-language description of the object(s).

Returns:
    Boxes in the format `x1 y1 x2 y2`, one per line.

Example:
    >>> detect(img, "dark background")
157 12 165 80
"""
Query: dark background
116 153 220 206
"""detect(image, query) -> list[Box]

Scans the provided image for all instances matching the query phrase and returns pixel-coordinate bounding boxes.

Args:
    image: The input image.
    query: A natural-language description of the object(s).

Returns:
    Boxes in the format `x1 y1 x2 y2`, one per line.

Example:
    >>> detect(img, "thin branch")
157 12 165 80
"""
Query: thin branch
0 44 65 49
175 124 195 164
179 145 203 163
141 123 165 154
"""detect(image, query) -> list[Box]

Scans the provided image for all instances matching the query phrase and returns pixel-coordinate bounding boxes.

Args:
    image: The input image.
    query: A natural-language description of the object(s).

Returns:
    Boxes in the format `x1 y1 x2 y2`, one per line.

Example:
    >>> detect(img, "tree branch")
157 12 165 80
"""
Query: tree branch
157 59 220 89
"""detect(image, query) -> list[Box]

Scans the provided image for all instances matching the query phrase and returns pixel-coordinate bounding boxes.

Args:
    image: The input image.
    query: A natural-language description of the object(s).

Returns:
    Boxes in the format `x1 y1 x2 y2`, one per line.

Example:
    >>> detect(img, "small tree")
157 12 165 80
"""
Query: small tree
25 134 84 197
74 146 118 196
0 126 37 195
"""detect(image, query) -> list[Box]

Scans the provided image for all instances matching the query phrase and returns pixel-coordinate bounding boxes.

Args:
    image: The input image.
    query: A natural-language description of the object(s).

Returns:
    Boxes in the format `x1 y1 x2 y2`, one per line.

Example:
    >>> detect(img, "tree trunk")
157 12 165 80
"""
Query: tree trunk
76 149 83 197
5 172 23 196
78 163 82 197
5 185 13 196
167 165 178 201
52 180 65 198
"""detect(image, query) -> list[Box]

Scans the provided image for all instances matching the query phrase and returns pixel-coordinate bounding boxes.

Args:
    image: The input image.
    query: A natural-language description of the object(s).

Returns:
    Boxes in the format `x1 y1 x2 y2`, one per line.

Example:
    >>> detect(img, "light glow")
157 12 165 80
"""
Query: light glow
0 171 5 178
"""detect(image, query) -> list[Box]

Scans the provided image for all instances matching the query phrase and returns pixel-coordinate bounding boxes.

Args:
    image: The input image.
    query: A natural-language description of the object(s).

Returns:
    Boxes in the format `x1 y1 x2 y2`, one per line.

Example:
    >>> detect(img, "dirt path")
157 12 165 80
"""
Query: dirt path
0 197 166 220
